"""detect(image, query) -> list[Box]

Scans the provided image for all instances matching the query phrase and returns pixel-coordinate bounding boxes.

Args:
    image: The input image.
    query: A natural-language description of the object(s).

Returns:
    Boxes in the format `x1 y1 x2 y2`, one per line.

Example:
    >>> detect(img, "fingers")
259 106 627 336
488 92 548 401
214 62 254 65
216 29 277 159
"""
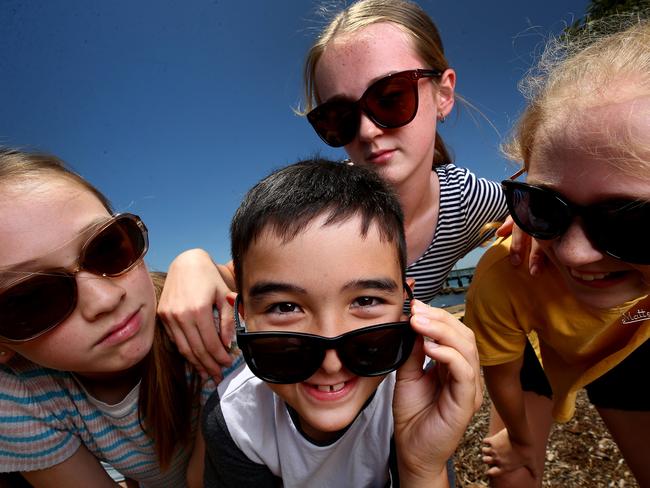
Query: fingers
157 249 238 378
495 215 514 238
528 239 546 277
508 222 532 267
410 300 482 410
162 306 227 378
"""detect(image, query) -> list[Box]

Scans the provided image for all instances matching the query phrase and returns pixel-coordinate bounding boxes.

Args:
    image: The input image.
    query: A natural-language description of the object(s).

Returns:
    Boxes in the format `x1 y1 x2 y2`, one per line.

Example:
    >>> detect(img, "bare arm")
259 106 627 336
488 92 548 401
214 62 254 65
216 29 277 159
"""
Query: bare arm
158 249 237 379
21 445 119 488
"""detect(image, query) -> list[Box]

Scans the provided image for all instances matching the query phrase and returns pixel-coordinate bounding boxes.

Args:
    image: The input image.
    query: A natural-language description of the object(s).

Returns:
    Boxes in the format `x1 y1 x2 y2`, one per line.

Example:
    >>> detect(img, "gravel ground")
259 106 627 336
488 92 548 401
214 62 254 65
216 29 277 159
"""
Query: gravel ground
453 388 639 487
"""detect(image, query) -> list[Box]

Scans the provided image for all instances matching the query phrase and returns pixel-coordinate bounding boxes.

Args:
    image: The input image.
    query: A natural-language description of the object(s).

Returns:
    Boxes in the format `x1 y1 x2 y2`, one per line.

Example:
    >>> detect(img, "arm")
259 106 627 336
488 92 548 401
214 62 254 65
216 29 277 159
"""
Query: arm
482 359 540 479
157 249 237 379
393 300 481 488
21 445 119 488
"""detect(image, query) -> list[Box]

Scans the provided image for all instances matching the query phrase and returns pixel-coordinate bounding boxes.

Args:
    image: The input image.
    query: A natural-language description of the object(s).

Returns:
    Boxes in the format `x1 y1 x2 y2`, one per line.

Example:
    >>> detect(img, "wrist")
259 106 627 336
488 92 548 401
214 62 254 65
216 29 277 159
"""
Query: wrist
398 460 448 488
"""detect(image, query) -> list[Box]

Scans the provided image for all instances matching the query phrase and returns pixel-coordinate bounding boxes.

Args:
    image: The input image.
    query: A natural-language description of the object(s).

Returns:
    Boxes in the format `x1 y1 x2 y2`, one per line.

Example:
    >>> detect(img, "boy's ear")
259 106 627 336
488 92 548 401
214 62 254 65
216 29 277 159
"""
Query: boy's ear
0 348 16 364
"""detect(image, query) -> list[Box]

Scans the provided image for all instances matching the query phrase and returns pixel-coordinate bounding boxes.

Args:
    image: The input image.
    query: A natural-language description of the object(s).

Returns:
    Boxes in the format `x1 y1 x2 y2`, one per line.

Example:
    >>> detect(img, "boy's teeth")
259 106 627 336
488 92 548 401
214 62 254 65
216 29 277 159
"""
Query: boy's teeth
316 382 345 392
570 269 608 281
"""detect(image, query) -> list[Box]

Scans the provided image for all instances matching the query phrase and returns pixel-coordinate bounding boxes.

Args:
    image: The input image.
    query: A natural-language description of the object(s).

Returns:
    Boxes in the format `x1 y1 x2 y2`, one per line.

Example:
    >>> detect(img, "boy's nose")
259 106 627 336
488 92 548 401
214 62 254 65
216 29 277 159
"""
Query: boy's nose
319 348 345 374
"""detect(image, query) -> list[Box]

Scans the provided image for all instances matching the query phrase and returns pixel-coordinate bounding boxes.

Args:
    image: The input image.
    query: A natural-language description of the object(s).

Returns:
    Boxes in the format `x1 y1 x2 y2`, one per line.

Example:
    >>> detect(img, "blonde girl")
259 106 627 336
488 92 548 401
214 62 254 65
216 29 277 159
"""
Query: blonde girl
466 19 650 486
0 149 211 487
158 0 510 379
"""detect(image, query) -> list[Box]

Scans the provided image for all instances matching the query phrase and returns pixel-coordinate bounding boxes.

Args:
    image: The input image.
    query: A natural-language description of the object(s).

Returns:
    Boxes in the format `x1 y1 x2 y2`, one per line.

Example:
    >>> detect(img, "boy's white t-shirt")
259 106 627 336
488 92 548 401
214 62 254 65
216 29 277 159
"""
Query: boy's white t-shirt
203 363 396 488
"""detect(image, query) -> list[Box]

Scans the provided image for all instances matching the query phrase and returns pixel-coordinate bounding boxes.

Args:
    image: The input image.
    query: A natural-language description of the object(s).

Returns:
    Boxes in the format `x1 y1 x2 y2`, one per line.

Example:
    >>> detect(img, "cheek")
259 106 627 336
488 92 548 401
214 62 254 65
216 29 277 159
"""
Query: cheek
122 264 157 307
344 140 365 162
268 384 294 403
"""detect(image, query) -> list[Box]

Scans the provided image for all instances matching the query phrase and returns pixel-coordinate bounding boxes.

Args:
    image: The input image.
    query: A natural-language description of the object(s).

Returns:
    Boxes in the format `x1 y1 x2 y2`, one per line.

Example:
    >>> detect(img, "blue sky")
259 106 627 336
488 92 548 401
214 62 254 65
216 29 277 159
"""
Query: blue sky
1 0 588 271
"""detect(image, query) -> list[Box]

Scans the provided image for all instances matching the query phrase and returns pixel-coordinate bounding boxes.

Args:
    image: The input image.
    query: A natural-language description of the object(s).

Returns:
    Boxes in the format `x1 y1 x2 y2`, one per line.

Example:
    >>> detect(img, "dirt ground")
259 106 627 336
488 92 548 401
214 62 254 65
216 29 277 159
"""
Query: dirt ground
453 388 639 487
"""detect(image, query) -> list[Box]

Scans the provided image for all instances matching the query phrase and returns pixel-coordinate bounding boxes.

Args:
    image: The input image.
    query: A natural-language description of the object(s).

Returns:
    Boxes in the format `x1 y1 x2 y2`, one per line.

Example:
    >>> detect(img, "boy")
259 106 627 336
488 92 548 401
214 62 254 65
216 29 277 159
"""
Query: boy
203 159 480 487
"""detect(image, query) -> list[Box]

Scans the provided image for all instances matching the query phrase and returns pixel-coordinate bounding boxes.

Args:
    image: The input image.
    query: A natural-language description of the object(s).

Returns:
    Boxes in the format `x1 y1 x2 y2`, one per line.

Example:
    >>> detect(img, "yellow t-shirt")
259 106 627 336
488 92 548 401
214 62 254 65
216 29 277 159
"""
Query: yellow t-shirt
465 237 649 422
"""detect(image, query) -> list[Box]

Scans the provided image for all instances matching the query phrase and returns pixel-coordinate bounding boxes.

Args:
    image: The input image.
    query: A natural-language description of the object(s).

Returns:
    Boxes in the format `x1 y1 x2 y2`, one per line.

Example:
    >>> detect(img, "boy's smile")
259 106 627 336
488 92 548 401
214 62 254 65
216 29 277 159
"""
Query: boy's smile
239 214 406 442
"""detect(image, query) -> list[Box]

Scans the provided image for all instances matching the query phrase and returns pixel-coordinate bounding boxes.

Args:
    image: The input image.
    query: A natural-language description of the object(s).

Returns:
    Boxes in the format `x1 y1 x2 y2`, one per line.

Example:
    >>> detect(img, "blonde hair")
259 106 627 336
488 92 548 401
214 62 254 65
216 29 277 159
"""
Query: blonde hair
302 0 452 166
504 16 650 177
0 149 200 470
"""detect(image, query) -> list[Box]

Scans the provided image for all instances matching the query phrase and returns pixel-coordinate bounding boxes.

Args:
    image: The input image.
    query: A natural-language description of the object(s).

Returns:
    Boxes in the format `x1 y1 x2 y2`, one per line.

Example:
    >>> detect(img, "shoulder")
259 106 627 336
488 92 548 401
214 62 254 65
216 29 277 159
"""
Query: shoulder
0 359 80 413
0 359 83 472
435 164 506 216
203 368 280 488
434 163 469 189
466 237 534 317
464 238 534 363
204 366 277 460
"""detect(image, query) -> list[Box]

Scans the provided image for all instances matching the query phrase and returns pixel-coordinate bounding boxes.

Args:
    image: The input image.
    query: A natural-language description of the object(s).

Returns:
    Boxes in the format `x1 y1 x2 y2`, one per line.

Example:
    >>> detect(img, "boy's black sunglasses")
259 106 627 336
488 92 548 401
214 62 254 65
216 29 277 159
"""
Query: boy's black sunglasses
307 69 442 147
235 284 416 384
0 214 148 342
502 180 650 264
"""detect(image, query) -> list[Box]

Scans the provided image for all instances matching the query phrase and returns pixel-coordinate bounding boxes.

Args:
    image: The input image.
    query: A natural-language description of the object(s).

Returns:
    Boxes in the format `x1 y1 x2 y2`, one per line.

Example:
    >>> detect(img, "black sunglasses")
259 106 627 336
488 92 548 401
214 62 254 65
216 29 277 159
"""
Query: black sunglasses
0 213 149 342
502 180 650 265
307 69 442 147
235 284 415 384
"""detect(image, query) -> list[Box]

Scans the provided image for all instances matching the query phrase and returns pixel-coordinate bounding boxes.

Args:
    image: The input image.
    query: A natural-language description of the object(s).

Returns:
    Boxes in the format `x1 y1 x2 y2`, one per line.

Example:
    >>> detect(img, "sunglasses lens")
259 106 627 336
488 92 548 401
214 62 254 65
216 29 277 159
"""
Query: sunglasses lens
0 273 76 341
340 324 416 376
590 201 650 264
364 75 417 129
307 100 359 147
505 183 570 239
239 335 323 384
83 216 147 276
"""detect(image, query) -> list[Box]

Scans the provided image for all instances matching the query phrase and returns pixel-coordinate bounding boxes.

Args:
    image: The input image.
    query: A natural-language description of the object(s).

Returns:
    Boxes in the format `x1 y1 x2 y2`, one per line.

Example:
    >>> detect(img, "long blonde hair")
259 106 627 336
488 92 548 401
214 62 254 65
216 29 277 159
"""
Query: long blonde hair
302 0 453 166
0 149 199 470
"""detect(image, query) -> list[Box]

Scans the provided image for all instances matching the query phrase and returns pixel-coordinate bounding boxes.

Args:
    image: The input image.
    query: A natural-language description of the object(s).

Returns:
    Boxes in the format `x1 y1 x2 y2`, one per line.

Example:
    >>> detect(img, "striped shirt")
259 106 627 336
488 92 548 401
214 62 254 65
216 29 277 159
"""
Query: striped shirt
406 164 507 304
0 356 219 487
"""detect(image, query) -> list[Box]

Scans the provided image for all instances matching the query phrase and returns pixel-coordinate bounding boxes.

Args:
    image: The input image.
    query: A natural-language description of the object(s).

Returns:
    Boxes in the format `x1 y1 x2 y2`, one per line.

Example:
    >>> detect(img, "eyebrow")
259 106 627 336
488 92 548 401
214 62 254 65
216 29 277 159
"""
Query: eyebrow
341 278 399 293
0 216 111 273
247 282 308 302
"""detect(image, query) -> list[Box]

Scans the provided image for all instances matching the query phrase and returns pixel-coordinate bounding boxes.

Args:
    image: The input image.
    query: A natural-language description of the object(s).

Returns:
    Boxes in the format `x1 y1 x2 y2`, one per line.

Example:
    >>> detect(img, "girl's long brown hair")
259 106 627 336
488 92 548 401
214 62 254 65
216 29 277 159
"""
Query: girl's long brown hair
0 149 201 471
140 272 201 470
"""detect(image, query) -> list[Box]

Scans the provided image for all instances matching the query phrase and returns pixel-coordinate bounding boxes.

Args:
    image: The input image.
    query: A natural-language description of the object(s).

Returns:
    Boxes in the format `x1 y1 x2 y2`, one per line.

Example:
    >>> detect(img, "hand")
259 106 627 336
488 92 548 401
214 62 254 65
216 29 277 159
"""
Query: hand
482 428 540 481
393 300 481 485
496 217 546 276
157 249 236 379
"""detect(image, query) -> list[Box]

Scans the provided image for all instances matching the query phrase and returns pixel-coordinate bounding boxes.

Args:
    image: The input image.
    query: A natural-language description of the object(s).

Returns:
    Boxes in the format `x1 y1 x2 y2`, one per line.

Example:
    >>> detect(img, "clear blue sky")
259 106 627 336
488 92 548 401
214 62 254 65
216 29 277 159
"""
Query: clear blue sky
1 0 588 271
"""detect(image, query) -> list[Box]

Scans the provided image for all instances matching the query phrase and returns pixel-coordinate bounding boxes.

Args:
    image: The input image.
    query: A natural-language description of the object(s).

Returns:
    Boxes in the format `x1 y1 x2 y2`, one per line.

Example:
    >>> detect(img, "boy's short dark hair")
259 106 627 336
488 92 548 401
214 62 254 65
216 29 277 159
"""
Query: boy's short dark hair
231 158 406 288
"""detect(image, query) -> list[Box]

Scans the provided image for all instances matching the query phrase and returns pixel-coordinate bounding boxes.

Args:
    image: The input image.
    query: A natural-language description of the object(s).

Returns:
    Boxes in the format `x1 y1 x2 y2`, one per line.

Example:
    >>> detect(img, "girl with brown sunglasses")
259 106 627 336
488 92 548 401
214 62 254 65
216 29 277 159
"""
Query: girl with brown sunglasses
0 149 220 487
158 0 522 381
